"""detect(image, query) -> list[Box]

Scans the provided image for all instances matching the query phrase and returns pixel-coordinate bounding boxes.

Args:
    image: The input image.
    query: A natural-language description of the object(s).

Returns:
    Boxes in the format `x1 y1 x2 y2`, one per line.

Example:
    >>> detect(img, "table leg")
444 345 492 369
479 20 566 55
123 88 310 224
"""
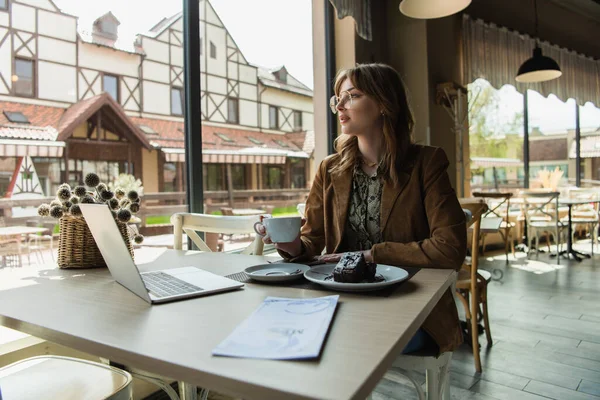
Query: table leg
559 204 591 262
179 382 199 400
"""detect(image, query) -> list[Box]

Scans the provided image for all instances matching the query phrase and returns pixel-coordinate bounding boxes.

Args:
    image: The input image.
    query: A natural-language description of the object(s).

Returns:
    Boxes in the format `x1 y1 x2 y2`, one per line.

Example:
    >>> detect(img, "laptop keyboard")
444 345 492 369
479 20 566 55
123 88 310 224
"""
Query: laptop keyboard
142 271 203 298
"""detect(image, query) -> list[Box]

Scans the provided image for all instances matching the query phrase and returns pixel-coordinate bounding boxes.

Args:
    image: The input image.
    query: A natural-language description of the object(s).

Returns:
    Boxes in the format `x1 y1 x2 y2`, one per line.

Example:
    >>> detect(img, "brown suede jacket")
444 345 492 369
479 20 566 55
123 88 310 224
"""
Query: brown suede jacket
283 144 466 353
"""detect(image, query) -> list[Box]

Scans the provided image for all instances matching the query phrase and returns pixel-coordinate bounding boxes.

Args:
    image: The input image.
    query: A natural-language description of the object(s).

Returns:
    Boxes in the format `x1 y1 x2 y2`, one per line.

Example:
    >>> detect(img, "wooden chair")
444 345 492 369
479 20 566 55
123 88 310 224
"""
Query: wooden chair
0 355 133 399
171 213 264 255
456 200 491 373
472 192 516 263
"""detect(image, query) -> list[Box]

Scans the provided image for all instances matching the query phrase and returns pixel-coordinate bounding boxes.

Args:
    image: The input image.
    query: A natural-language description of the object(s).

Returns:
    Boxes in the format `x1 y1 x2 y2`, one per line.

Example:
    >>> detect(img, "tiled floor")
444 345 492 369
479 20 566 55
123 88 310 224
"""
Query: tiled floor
373 242 600 400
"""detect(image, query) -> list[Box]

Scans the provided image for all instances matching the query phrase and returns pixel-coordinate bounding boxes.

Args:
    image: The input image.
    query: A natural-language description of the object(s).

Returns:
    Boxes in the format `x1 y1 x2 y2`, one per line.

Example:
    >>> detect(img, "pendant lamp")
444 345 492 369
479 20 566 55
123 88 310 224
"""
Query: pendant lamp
515 0 561 83
399 0 471 19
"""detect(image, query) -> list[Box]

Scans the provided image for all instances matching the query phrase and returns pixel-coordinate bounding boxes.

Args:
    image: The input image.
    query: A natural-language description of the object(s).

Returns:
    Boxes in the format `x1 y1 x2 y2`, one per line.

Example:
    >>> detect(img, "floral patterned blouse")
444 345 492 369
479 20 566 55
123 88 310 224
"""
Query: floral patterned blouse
344 163 383 251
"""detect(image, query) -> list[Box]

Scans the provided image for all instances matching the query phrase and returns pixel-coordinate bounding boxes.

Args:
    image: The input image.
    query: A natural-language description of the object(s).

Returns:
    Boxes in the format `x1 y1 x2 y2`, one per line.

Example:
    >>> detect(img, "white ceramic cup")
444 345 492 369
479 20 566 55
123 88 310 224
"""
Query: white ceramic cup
253 215 302 243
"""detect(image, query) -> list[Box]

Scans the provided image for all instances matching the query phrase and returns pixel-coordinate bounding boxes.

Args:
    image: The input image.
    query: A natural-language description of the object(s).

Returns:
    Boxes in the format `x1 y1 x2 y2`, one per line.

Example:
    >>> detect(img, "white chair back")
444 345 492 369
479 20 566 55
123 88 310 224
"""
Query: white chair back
170 213 264 255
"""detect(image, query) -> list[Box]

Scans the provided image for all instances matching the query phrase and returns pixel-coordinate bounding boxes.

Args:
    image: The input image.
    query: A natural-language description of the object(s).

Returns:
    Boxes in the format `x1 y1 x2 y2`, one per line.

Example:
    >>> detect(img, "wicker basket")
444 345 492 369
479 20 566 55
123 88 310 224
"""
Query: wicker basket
57 215 133 269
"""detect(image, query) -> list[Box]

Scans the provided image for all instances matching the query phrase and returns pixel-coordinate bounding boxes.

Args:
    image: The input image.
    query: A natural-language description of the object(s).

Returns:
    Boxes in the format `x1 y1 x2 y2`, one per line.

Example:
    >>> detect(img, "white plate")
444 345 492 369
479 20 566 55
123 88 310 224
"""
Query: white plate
244 263 310 282
304 264 410 292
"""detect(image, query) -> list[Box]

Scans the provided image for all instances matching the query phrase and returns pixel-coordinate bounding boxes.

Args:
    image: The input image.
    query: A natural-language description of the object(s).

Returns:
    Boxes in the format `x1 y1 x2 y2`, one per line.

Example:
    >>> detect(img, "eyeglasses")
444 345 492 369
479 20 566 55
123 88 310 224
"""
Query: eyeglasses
329 91 357 114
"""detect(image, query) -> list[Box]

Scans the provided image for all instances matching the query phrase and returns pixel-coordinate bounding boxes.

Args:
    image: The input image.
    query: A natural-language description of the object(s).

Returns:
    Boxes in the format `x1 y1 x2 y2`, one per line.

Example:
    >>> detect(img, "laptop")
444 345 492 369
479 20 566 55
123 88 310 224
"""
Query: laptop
80 204 244 304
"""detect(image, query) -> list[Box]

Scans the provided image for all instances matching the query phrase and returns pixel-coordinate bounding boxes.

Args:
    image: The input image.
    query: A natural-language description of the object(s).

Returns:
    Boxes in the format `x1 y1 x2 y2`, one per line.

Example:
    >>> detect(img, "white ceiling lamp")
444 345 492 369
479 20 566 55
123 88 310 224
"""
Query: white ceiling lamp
515 0 562 83
399 0 472 19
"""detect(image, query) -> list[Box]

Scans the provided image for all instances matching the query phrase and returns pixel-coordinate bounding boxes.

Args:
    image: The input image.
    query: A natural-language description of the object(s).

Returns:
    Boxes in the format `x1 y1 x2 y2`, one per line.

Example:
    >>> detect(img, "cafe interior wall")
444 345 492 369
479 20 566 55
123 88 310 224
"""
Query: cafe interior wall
312 0 600 196
312 0 470 195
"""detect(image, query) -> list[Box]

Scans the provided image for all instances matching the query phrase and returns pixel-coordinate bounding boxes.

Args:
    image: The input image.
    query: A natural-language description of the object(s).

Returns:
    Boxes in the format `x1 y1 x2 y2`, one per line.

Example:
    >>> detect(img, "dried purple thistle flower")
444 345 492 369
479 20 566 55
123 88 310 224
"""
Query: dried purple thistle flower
56 187 71 201
100 190 114 201
37 204 50 217
70 204 82 216
49 205 63 219
96 183 108 193
84 173 100 188
127 190 139 201
74 186 87 197
134 234 144 244
129 203 140 214
117 208 132 223
108 198 119 210
80 195 95 204
70 196 79 204
115 188 125 200
50 199 62 208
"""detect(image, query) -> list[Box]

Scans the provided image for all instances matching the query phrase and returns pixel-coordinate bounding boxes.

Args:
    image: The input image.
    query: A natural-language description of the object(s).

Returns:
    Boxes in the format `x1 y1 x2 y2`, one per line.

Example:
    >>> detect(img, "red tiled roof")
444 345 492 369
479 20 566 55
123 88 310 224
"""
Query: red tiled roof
131 116 309 153
0 100 311 155
0 101 64 141
0 101 64 128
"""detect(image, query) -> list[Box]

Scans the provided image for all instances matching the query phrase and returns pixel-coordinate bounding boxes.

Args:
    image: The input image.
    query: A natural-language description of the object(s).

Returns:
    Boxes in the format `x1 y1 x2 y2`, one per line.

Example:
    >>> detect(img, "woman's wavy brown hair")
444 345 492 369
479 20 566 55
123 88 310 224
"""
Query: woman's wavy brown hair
329 63 414 186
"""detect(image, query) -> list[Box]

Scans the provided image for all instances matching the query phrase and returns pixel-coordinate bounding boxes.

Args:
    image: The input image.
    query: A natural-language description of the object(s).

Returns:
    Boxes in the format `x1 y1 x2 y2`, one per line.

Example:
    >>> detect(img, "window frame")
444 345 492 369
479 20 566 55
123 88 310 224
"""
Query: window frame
102 73 120 102
227 97 239 124
171 86 184 116
12 57 35 98
268 105 279 130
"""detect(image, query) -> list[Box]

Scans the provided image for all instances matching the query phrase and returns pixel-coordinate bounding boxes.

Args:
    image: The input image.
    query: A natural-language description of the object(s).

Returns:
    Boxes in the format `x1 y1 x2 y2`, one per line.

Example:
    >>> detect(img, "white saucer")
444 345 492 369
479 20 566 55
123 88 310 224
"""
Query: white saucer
244 263 310 282
304 264 410 292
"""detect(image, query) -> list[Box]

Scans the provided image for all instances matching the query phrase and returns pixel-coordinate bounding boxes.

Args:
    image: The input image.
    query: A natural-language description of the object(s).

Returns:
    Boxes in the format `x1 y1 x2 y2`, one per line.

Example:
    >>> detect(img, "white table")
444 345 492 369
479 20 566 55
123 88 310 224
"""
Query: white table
0 250 456 400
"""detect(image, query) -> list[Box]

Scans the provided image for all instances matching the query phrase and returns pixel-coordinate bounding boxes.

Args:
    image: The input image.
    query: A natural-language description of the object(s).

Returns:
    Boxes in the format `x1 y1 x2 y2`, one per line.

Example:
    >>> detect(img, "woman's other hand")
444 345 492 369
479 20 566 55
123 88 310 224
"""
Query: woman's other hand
317 250 373 264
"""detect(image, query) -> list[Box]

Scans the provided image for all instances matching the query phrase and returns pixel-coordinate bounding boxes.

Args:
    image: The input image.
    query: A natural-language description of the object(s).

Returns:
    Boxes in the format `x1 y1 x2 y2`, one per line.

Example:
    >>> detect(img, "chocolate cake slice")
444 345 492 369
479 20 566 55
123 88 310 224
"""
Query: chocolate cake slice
333 252 376 283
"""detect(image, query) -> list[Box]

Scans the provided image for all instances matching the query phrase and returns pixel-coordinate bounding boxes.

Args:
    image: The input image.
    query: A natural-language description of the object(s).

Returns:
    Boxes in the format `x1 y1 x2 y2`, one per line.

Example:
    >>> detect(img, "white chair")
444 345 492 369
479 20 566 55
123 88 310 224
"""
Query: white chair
0 355 133 400
566 188 600 254
390 351 453 400
297 203 306 217
522 191 565 264
171 213 264 255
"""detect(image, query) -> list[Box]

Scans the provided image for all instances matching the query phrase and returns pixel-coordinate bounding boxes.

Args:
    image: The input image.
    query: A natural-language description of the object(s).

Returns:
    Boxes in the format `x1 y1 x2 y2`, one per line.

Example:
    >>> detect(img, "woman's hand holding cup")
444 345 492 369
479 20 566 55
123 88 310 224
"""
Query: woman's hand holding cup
253 215 305 257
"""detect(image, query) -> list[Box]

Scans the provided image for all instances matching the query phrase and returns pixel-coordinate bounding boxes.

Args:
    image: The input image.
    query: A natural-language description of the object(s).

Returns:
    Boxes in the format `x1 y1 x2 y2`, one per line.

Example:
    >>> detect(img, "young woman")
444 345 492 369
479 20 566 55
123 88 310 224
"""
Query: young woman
261 63 466 354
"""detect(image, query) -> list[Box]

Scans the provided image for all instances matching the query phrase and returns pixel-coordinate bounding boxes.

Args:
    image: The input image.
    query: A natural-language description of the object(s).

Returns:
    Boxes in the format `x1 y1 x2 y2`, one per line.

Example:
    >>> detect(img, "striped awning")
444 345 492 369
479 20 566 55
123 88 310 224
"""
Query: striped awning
164 152 286 164
470 157 522 168
569 136 600 159
161 147 310 164
0 139 65 157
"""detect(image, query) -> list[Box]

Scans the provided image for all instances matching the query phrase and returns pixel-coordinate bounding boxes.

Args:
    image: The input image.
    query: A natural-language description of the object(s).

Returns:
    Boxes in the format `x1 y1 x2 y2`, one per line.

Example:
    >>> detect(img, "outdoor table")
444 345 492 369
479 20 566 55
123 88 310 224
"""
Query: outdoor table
558 198 600 261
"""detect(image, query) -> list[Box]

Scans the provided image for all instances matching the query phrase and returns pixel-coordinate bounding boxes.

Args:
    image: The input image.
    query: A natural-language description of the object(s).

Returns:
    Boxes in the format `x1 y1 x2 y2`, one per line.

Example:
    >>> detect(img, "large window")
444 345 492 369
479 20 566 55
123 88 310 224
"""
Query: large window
231 165 246 190
269 106 278 130
203 164 225 191
0 0 7 11
13 58 34 97
102 74 119 101
290 159 306 188
262 166 283 189
227 98 239 124
293 110 303 131
171 87 184 116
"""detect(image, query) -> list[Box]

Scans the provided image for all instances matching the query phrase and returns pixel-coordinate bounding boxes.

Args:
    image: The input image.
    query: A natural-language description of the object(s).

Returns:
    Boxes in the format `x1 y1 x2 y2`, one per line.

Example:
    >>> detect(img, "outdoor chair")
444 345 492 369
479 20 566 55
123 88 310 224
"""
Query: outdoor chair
456 200 492 373
472 192 516 262
521 191 565 264
297 202 306 217
566 188 600 255
0 355 133 400
171 212 264 255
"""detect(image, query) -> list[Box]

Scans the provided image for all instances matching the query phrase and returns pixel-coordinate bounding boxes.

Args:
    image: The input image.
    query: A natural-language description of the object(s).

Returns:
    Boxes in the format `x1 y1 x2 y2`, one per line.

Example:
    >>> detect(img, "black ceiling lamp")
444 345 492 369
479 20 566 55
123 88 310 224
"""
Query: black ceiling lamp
516 0 562 83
